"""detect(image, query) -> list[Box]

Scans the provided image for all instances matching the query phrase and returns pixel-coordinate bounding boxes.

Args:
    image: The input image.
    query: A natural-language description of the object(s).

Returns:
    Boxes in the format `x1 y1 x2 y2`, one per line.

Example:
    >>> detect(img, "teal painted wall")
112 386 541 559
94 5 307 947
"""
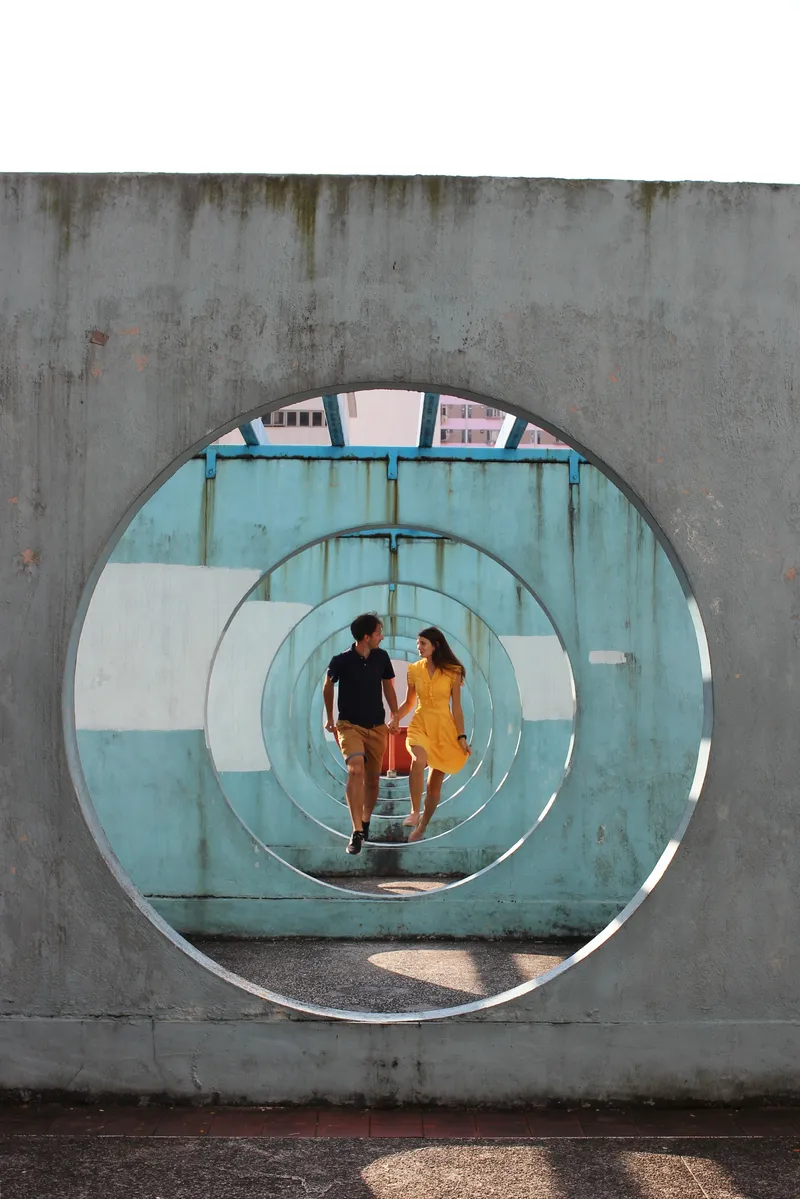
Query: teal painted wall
76 452 704 937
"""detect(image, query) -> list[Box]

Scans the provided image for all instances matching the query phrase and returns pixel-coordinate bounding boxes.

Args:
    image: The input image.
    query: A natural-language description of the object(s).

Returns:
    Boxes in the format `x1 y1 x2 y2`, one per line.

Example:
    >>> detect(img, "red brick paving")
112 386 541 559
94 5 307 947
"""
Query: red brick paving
153 1109 213 1136
422 1110 477 1138
576 1109 640 1137
369 1110 424 1137
1 1103 800 1139
87 1107 161 1136
526 1110 585 1137
474 1111 530 1138
260 1108 319 1137
731 1107 800 1135
631 1108 742 1137
317 1109 370 1137
0 1105 60 1135
48 1109 117 1136
208 1108 267 1138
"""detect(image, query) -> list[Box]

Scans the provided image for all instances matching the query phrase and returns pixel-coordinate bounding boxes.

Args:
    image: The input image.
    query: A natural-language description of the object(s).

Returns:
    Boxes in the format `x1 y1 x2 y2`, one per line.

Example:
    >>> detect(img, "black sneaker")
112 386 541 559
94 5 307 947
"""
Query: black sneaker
346 830 364 855
361 820 370 843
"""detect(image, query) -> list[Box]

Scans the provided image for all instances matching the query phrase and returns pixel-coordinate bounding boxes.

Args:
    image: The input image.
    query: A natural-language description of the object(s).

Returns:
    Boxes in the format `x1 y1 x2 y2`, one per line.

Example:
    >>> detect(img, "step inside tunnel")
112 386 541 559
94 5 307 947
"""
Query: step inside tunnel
71 389 708 1018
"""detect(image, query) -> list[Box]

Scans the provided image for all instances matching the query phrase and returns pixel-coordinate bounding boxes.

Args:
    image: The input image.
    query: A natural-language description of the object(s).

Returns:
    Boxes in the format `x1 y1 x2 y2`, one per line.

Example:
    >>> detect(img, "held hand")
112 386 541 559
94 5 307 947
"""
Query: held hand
387 715 400 734
325 717 336 734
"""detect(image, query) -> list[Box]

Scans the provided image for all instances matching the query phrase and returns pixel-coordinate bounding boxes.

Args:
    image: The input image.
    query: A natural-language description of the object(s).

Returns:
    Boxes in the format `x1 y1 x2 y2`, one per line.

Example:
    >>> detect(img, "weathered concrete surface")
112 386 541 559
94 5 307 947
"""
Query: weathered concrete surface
3 1136 800 1199
1 175 800 1100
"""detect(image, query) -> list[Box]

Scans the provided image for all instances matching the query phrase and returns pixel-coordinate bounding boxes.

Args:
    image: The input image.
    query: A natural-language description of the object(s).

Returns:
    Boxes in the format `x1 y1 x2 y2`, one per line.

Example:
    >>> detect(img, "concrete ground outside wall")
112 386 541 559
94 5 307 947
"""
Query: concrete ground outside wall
2 1107 800 1199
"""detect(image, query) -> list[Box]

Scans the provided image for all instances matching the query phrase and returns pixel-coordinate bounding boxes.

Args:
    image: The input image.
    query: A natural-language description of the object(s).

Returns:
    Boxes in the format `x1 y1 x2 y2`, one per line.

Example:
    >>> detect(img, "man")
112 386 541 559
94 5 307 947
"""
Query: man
323 612 399 854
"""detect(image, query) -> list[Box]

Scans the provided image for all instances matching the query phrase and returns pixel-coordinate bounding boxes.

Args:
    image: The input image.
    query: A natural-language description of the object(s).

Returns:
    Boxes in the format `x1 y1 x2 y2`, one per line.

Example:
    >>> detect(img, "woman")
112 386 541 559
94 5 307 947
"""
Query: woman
395 627 471 842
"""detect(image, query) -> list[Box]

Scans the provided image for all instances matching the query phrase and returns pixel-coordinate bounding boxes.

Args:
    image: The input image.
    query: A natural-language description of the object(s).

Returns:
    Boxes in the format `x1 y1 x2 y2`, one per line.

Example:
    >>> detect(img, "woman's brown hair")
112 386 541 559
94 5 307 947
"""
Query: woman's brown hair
419 626 466 681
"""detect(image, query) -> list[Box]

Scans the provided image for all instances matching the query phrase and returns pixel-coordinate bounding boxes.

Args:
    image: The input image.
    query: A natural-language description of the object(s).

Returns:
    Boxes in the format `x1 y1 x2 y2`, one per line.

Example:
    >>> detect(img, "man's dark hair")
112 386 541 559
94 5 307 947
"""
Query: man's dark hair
351 612 382 642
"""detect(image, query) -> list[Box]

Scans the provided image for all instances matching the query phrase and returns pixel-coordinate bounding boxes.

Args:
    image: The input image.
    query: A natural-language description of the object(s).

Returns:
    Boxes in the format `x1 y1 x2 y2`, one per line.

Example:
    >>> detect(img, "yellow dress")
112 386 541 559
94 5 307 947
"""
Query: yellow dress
405 660 468 775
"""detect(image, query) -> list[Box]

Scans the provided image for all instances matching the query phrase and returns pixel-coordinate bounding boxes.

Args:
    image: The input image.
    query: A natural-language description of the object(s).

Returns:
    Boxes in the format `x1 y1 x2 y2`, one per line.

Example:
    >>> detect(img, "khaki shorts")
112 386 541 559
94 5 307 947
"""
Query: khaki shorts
337 720 388 776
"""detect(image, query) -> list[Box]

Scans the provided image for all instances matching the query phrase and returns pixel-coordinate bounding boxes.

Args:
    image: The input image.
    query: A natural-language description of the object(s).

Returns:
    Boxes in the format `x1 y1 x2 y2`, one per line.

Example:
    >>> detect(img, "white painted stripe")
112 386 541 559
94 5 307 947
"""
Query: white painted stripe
75 563 262 730
589 650 631 665
498 635 574 721
207 600 312 771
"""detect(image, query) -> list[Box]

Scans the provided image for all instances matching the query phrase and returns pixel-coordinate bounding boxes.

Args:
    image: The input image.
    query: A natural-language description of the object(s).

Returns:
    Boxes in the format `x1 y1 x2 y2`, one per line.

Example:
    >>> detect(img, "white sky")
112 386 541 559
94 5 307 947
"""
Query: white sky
4 0 799 183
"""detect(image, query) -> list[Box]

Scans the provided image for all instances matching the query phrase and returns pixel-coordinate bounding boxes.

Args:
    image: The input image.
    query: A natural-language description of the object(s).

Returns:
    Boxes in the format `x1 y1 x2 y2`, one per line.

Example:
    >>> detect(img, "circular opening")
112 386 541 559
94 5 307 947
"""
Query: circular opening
67 386 712 1020
204 569 557 893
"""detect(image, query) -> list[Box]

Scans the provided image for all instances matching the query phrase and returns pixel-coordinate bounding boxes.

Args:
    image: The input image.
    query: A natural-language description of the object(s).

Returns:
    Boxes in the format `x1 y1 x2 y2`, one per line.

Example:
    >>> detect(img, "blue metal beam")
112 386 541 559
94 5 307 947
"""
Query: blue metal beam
238 419 269 446
341 527 444 540
495 413 528 450
202 445 581 462
417 392 440 448
202 444 586 482
322 394 347 446
569 449 582 485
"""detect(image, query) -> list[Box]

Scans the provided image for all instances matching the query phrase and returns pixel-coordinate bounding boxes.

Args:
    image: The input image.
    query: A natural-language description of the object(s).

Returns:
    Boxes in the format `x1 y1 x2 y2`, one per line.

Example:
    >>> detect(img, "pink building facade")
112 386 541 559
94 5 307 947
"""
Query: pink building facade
218 390 566 448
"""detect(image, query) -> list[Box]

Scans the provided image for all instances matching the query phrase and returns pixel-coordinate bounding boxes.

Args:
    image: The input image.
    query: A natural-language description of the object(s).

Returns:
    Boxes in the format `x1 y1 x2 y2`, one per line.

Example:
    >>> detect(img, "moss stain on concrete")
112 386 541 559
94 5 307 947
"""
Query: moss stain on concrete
637 181 683 222
262 176 321 278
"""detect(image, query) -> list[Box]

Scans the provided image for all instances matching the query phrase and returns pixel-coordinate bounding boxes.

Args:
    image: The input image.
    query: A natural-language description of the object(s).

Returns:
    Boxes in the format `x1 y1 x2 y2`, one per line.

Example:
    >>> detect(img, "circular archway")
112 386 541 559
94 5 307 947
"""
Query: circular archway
68 386 711 1020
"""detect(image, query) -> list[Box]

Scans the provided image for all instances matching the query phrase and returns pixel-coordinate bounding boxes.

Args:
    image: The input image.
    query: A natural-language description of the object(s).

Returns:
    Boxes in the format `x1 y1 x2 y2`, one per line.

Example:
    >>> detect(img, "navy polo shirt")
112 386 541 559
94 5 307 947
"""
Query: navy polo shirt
327 646 395 728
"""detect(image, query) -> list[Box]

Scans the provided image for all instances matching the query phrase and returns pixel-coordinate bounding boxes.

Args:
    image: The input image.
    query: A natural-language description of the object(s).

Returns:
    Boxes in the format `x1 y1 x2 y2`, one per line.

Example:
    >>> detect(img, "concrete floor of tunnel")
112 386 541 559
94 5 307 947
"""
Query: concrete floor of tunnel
190 928 578 1012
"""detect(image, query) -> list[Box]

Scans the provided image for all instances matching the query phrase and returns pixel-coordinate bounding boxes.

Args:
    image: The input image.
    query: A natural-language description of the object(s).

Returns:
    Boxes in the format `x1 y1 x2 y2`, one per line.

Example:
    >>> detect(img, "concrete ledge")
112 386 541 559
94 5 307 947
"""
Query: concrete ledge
150 897 623 938
3 1018 800 1106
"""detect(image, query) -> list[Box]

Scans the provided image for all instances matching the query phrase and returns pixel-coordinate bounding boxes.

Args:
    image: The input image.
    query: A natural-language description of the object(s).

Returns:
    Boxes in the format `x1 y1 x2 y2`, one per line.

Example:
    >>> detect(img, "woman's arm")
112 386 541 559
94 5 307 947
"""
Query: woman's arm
450 677 471 755
395 682 417 723
450 677 466 737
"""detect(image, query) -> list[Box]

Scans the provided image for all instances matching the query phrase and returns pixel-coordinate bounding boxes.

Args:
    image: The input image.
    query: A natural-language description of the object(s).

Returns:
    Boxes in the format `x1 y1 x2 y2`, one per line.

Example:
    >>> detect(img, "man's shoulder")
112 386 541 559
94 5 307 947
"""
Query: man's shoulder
328 647 353 671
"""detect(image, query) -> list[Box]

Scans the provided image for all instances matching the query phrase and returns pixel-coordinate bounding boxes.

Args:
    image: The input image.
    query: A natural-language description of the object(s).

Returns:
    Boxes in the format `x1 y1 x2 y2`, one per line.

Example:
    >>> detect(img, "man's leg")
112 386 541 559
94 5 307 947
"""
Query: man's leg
408 768 445 842
337 722 368 854
405 744 427 828
345 756 366 831
361 725 387 841
362 773 380 841
344 756 366 853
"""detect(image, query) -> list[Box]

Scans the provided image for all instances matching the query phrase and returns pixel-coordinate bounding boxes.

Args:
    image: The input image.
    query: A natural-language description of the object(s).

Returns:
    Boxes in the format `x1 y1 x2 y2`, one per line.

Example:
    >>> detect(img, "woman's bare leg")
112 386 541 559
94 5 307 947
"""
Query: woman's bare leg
408 769 445 841
404 745 427 826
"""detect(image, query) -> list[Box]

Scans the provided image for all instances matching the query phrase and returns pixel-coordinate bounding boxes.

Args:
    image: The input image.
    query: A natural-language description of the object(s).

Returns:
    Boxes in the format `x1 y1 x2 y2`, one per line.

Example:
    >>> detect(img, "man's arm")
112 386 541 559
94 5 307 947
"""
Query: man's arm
382 678 399 733
323 675 336 732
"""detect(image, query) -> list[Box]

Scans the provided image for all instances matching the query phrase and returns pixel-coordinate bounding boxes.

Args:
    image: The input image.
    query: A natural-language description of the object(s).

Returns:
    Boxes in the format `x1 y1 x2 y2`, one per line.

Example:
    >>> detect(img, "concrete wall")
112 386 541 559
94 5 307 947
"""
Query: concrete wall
1 174 799 1102
73 453 701 940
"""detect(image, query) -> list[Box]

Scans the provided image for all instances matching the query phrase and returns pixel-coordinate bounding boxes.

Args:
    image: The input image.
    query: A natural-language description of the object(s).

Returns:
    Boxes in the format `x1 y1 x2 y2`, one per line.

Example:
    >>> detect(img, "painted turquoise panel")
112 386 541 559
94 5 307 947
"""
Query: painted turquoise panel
109 460 208 566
